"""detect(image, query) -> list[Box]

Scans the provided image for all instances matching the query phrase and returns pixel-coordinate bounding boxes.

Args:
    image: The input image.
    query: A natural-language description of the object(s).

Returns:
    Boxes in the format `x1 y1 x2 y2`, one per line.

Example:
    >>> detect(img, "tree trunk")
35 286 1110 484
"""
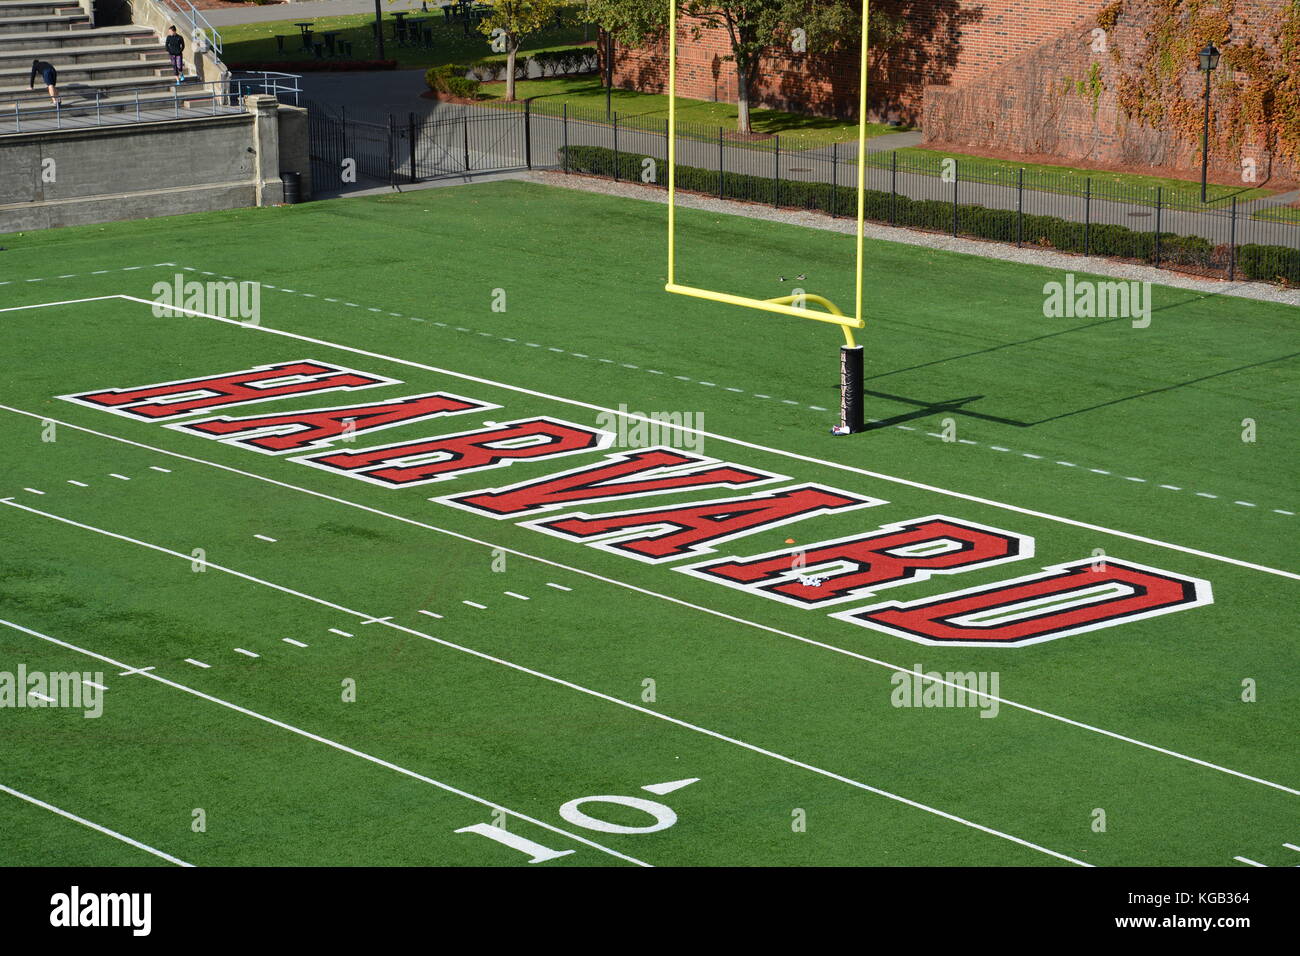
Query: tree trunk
734 56 752 134
506 41 518 101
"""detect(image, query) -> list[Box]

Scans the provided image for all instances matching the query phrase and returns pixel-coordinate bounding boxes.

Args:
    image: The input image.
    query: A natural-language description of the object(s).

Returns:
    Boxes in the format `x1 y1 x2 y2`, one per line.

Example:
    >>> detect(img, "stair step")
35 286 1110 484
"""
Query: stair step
0 42 167 66
0 59 170 83
0 4 83 20
0 74 188 104
1 85 223 121
0 26 155 51
0 15 91 35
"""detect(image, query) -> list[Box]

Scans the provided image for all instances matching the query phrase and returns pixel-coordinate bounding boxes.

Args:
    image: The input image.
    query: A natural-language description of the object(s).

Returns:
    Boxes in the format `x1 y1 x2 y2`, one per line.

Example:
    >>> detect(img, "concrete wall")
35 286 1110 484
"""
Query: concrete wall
0 96 310 233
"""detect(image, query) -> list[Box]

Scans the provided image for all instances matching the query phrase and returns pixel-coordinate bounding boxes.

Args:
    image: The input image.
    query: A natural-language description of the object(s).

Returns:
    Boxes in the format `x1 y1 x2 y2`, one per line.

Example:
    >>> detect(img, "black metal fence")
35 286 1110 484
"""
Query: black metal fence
306 99 1300 286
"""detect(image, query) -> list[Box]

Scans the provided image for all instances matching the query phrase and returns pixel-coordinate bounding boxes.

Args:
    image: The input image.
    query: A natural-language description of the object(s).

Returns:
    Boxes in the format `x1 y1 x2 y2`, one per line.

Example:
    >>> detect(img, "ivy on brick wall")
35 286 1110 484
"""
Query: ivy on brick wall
1109 0 1300 168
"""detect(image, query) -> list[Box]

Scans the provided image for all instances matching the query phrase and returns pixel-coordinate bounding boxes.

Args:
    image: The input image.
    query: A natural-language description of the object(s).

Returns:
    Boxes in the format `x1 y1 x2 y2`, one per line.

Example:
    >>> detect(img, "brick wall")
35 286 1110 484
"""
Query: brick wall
611 0 1294 180
609 1 1111 123
922 0 1298 182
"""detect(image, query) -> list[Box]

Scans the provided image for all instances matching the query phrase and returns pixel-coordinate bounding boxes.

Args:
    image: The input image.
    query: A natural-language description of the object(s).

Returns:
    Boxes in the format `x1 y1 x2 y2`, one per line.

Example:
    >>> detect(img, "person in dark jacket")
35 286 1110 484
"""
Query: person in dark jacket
164 26 185 83
29 59 59 107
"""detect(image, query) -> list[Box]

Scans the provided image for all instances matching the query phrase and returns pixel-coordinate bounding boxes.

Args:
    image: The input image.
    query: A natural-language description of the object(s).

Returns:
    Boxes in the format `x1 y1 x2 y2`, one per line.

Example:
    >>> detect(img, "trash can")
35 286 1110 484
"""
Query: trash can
282 171 302 204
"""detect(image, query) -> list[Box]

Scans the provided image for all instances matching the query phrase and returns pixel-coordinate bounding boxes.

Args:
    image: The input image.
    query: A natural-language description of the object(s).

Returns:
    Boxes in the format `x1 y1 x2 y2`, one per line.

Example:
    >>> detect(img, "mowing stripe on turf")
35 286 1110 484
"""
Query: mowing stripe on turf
0 782 192 867
0 619 651 868
0 510 1098 865
100 294 1300 582
1 410 1294 796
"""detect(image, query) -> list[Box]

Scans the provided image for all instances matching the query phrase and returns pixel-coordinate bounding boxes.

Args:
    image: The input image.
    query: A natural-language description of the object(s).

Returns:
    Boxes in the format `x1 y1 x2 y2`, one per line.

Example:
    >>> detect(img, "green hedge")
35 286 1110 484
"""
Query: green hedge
556 144 1297 285
466 46 598 82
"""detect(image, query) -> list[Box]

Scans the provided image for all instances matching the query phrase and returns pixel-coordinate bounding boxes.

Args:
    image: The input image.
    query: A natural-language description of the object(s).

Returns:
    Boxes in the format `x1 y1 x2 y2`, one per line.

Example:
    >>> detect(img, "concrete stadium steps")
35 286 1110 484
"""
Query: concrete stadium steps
0 25 155 53
0 2 84 18
0 41 168 69
1 79 212 119
1 73 188 106
0 56 171 87
0 14 91 35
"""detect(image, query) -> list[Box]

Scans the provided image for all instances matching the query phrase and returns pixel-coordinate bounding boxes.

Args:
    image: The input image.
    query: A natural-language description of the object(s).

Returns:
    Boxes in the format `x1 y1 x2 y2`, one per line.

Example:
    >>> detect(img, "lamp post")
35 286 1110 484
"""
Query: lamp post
605 29 614 119
1198 41 1220 203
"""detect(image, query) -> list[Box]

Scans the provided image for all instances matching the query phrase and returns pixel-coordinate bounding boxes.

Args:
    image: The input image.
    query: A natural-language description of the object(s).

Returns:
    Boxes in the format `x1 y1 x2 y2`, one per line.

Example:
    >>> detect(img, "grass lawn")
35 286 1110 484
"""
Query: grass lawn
1252 203 1300 224
866 146 1275 205
220 10 595 71
0 181 1295 867
479 77 912 149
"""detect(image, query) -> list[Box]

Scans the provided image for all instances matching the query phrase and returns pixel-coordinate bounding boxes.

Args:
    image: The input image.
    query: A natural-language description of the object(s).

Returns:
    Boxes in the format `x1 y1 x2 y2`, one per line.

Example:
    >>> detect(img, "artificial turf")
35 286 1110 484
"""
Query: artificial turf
0 179 1295 867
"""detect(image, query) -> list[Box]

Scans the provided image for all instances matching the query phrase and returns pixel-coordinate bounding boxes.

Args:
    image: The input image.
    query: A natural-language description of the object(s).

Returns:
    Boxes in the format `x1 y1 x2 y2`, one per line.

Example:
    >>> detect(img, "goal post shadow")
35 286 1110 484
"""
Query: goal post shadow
664 0 873 435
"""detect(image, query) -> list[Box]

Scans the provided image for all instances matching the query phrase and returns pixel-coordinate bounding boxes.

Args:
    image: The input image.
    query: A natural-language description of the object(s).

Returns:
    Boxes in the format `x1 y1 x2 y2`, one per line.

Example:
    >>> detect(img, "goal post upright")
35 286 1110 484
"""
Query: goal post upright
664 0 871 434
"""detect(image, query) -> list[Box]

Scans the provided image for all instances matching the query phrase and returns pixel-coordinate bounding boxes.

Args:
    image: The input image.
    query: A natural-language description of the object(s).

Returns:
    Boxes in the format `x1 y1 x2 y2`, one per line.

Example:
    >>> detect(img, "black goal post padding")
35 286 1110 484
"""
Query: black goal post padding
840 345 864 433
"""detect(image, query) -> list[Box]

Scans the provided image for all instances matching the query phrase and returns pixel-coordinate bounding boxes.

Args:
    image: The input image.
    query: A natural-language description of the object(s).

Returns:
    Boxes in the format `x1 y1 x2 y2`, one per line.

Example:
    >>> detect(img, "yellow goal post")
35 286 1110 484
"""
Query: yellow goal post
663 0 873 433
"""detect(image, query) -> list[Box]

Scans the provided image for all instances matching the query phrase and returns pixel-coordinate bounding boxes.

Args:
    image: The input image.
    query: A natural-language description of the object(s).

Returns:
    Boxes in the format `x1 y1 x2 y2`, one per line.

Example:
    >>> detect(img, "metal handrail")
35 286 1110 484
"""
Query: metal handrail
157 0 223 57
2 74 303 133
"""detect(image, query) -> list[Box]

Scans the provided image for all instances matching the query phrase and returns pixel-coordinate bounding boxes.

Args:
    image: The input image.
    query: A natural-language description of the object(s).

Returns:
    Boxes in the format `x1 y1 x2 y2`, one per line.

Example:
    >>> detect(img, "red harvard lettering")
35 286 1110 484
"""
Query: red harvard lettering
168 392 491 454
526 484 884 563
294 417 612 488
63 361 395 420
835 558 1212 647
682 516 1032 607
444 448 779 518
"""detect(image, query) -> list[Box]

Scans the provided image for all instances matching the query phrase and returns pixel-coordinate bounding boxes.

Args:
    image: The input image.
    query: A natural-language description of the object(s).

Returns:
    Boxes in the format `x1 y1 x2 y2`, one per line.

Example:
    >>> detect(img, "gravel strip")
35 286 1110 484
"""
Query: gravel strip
527 170 1300 308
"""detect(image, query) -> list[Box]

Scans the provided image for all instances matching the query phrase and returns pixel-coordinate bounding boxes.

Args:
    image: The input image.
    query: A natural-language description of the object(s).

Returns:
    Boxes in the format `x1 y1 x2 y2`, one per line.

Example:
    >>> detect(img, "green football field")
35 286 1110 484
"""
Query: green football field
0 180 1296 868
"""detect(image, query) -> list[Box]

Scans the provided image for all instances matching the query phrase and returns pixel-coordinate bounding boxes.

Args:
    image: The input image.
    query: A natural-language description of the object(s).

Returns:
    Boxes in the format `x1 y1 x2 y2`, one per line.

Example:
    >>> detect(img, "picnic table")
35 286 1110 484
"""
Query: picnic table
293 22 313 52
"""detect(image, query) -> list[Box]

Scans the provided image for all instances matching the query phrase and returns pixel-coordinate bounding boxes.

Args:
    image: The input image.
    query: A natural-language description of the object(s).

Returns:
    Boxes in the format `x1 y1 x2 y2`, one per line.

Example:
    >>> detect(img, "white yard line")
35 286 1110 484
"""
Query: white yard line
0 518 1207 866
0 619 649 868
0 413 1294 795
0 782 191 867
79 295 1300 581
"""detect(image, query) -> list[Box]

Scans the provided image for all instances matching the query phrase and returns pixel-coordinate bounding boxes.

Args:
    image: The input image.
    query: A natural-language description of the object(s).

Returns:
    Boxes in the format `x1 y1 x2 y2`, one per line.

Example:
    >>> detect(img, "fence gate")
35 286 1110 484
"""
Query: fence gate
309 101 531 189
410 109 528 179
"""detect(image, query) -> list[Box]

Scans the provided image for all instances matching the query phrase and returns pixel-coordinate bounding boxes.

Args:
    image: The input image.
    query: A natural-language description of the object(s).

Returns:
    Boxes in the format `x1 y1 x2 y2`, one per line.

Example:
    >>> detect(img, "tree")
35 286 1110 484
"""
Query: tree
587 0 904 134
480 0 563 101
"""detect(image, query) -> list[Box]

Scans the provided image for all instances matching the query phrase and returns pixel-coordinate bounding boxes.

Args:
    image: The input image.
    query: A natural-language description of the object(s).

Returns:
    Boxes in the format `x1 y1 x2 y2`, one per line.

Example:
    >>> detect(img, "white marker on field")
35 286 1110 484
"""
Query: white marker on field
282 638 308 648
254 534 277 542
328 628 353 637
184 659 210 669
417 610 443 619
545 583 572 592
234 648 259 658
463 601 486 610
504 591 529 600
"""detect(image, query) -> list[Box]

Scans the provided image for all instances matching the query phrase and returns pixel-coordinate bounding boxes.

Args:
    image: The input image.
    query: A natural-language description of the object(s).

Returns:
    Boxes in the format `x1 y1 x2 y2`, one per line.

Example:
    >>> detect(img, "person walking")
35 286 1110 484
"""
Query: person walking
29 59 59 108
164 26 186 83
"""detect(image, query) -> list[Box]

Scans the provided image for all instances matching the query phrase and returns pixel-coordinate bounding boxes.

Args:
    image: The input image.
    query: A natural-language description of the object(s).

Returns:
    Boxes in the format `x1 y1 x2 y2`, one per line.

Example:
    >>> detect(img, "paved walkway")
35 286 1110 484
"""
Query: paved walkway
301 71 1300 249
